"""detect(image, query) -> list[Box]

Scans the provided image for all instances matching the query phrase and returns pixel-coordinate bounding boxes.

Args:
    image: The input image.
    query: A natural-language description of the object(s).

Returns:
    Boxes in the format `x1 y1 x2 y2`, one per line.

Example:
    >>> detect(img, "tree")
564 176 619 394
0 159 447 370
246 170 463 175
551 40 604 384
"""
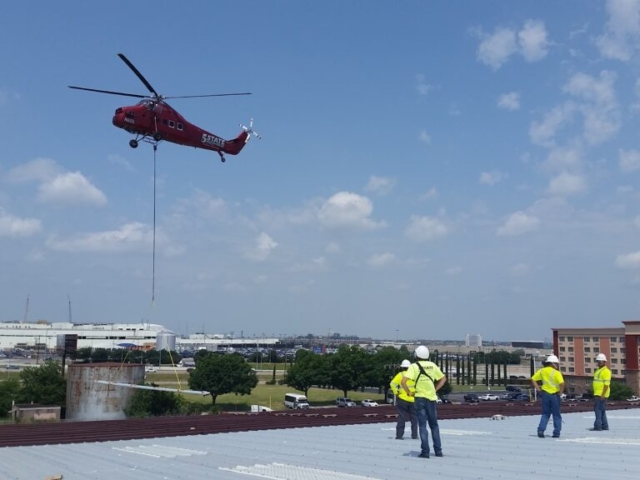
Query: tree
609 381 634 401
368 346 405 395
125 386 183 417
188 353 257 405
329 345 370 397
0 377 21 418
284 350 326 396
18 360 66 407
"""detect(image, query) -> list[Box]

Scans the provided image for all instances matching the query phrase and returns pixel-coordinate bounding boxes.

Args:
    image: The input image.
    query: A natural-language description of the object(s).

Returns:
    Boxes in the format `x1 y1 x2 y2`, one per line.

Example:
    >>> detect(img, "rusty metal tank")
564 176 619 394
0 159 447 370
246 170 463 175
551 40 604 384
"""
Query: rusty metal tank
66 363 145 421
155 331 176 352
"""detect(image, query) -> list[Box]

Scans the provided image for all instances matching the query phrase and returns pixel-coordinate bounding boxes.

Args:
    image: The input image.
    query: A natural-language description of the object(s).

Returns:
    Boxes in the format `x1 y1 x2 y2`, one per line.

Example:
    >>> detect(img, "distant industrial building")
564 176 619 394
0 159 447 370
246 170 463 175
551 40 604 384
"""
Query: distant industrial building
511 341 544 349
465 334 482 348
552 320 640 395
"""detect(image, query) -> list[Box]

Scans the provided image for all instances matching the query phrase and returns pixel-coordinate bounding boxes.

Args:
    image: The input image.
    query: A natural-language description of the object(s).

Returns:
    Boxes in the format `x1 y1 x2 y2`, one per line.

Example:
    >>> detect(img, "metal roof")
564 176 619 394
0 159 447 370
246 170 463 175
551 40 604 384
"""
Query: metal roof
1 409 639 480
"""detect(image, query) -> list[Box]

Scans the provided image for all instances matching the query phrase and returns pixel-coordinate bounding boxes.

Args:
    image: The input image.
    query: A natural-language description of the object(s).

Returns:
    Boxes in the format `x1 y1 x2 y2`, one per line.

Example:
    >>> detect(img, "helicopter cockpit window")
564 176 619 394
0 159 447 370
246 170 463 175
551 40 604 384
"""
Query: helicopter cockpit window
177 123 183 131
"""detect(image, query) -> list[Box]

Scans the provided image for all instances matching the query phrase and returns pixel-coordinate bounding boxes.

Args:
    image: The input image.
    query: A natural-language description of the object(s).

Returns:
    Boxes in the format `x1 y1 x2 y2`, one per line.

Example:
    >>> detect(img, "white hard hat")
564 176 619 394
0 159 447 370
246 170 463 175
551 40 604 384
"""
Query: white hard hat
595 353 607 362
415 345 430 359
400 359 411 368
546 354 560 364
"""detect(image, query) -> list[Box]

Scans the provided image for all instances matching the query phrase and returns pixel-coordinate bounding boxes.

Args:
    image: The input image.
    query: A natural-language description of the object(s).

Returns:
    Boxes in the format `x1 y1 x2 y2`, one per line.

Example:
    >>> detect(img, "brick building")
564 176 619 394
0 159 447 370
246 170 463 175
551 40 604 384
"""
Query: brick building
552 320 640 395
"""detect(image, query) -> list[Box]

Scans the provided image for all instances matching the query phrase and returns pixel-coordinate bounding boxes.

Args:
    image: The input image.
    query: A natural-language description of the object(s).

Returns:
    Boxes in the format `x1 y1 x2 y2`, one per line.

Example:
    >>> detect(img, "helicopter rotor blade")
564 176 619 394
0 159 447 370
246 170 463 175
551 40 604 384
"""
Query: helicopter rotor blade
117 53 159 97
68 86 147 99
164 93 252 99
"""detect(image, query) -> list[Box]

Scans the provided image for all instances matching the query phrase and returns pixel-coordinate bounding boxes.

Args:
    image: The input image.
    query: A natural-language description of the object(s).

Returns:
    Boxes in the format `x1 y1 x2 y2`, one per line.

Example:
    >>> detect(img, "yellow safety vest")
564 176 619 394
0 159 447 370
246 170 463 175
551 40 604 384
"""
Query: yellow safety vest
390 371 415 402
531 366 564 394
593 366 611 398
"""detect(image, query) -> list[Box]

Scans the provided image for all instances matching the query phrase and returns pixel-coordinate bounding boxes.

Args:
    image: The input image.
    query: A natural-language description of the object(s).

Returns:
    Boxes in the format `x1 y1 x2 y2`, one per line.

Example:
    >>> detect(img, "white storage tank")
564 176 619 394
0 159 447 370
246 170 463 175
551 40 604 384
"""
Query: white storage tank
66 363 145 421
155 331 176 351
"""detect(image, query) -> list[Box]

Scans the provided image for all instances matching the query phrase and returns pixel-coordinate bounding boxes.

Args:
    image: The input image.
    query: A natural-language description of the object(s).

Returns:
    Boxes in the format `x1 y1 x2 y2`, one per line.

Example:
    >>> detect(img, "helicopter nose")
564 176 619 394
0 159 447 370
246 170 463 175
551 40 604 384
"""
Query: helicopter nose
112 108 124 127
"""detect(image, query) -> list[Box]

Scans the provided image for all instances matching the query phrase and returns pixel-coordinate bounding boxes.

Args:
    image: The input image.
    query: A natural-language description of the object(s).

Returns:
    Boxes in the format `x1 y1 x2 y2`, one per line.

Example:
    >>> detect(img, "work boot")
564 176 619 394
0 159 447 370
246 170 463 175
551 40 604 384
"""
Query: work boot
537 431 545 438
418 452 430 459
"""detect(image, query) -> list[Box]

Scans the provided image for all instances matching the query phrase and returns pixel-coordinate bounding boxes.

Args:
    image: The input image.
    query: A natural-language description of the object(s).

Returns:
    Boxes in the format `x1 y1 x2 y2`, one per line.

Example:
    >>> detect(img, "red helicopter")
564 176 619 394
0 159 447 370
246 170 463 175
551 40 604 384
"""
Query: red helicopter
69 53 259 162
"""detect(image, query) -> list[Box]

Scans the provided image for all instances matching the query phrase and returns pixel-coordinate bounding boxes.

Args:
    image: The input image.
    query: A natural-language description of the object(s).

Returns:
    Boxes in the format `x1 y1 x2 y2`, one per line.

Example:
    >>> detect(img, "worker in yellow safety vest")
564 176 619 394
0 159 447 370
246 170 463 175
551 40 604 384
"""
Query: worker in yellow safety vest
531 354 565 438
389 359 417 440
590 353 611 431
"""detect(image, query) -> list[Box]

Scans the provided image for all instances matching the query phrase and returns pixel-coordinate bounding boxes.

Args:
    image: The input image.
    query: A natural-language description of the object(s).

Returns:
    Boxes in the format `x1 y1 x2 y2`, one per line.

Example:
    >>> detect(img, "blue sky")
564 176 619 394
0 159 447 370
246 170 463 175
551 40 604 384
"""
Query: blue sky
1 1 640 342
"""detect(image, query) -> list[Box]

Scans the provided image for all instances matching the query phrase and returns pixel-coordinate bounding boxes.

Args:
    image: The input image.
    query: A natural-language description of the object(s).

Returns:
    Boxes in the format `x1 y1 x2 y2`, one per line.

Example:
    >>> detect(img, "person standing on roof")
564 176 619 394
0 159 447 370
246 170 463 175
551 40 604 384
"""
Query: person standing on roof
590 353 611 431
390 359 418 440
401 346 446 458
530 354 565 438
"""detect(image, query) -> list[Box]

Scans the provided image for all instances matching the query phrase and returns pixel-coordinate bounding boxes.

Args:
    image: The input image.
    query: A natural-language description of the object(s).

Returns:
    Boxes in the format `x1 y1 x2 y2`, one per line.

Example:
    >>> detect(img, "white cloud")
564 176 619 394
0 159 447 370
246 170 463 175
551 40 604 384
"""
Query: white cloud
529 103 575 146
497 211 540 236
325 242 342 254
476 20 549 70
563 70 620 145
107 154 133 171
367 253 396 267
615 251 640 269
317 192 385 230
619 149 640 172
419 130 432 144
497 92 520 110
596 0 640 61
46 222 173 253
445 266 463 275
5 158 61 183
245 232 278 262
0 209 41 237
290 257 328 273
547 172 587 196
364 175 396 196
518 20 549 62
416 74 433 95
405 215 449 241
476 27 518 70
479 170 508 186
542 146 583 173
419 187 438 200
37 172 107 207
510 263 530 276
5 158 107 207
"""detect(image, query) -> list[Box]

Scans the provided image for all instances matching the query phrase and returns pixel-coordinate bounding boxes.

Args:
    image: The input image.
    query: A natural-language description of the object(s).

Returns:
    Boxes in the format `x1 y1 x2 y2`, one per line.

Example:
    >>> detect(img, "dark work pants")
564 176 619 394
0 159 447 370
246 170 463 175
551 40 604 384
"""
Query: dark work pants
594 398 609 430
395 397 418 439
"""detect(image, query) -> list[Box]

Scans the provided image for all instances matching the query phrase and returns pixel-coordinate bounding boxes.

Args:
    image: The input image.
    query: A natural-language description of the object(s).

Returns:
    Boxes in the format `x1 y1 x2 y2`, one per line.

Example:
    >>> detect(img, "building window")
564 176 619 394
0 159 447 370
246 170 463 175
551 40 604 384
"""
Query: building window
584 337 590 342
568 336 573 341
594 347 599 353
568 357 574 362
585 357 592 363
620 337 625 343
612 358 618 364
621 348 626 353
611 347 617 353
560 356 566 362
610 337 618 343
560 346 566 352
585 367 591 373
592 336 599 342
584 347 591 352
612 369 619 375
559 336 565 342
568 367 575 373
568 347 574 352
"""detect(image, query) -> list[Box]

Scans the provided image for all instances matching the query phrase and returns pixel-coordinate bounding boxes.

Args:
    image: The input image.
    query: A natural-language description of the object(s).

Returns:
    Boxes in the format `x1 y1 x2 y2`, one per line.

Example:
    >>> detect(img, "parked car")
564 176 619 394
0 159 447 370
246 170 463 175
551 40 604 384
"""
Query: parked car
464 393 479 403
627 396 640 402
439 396 452 404
513 393 530 401
479 393 499 401
336 397 357 407
361 399 379 407
505 386 522 393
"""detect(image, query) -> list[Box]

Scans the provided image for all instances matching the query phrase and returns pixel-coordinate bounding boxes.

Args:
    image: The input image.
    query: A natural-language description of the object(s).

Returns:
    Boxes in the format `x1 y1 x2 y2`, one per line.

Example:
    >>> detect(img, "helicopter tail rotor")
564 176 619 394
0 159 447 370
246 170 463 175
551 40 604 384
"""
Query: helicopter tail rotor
239 118 262 140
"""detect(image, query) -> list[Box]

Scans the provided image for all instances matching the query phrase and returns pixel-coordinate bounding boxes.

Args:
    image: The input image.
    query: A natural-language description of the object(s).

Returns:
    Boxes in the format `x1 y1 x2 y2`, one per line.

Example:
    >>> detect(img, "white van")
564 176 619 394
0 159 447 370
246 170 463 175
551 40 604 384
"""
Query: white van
284 393 310 409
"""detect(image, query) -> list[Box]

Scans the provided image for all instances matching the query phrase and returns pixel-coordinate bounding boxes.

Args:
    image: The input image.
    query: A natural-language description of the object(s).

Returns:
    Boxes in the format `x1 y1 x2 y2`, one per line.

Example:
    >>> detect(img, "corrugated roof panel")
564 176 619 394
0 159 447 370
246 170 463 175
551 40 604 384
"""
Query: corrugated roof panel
0 410 639 480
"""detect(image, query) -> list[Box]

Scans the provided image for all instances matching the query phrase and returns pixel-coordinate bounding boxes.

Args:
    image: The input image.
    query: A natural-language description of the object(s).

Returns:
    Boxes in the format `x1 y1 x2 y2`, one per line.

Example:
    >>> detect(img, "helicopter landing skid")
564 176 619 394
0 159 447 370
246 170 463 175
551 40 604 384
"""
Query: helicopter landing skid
129 135 161 149
218 151 226 163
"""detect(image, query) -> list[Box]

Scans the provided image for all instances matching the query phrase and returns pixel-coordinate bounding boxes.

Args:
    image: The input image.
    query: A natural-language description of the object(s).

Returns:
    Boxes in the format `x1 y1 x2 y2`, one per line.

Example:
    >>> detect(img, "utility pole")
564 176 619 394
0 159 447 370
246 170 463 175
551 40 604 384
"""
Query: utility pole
68 295 73 323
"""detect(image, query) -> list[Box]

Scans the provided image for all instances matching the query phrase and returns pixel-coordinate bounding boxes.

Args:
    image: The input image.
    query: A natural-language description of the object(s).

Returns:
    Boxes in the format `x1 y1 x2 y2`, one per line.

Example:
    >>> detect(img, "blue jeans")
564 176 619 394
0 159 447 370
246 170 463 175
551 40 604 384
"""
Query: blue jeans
415 397 442 455
537 392 562 437
396 398 418 439
594 398 608 430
